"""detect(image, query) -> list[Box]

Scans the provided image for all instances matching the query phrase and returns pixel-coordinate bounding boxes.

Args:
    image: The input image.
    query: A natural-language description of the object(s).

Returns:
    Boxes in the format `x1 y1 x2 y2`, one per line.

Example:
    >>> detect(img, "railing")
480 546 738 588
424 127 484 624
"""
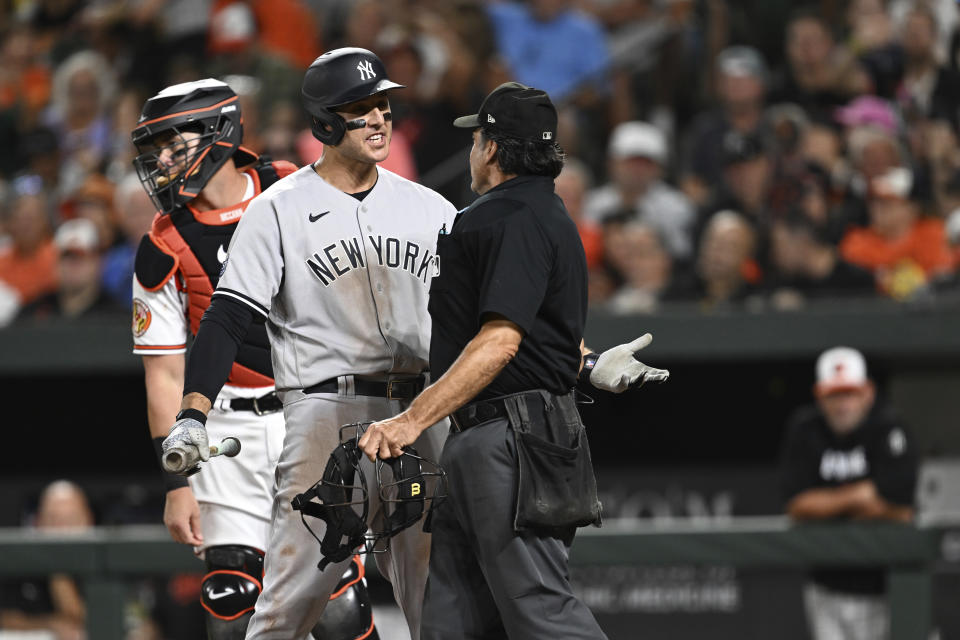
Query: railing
0 518 949 639
5 301 960 375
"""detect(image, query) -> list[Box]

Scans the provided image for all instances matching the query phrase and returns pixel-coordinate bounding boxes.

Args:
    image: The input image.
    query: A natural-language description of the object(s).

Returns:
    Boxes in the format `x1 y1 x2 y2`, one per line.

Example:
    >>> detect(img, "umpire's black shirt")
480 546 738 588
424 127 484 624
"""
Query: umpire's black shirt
428 175 587 399
779 402 918 594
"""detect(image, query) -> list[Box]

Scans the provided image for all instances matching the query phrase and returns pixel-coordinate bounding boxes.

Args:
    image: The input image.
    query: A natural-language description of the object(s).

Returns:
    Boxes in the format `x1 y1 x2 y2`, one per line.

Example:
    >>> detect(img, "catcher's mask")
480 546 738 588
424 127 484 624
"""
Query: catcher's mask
131 78 257 214
291 422 446 571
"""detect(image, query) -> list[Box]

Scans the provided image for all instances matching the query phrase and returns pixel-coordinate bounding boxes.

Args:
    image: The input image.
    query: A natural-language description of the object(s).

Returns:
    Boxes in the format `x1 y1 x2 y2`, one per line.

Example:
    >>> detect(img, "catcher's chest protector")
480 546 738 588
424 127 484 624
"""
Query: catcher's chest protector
148 161 293 387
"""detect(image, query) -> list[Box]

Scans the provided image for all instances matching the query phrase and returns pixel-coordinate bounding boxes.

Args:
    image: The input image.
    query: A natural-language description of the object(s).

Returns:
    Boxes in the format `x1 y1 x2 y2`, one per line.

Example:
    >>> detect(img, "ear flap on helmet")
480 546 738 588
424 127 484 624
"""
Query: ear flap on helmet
291 440 369 571
309 105 347 146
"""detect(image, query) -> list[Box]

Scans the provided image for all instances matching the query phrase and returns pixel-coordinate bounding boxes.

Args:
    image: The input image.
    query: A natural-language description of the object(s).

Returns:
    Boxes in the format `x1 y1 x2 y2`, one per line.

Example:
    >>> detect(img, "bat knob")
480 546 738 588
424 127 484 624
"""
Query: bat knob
162 448 189 474
220 437 242 458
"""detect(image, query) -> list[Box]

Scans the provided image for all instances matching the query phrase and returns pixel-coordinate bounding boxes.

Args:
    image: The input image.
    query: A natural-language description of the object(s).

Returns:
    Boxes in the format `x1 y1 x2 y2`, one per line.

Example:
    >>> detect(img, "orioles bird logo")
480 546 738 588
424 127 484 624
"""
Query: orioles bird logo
133 298 152 337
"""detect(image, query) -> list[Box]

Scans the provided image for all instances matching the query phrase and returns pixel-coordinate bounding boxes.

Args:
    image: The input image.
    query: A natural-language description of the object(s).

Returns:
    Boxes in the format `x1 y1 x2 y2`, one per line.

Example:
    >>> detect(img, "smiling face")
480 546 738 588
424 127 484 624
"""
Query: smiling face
331 93 393 164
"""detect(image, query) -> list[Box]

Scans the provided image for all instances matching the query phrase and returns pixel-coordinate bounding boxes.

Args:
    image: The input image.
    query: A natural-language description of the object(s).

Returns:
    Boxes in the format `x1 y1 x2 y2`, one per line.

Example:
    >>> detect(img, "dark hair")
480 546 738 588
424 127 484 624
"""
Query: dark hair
480 129 565 178
786 7 834 41
780 209 832 246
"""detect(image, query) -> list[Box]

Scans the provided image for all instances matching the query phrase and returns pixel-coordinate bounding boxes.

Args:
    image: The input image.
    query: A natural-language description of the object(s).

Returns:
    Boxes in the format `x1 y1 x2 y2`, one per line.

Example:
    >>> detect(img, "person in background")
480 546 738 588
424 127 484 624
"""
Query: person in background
484 0 610 104
603 220 673 314
0 480 93 639
896 5 960 131
780 346 917 640
681 45 769 208
767 212 877 309
667 210 760 309
555 157 603 270
102 172 154 305
42 50 117 196
770 9 871 121
0 177 57 307
19 217 123 320
68 173 119 252
840 166 953 299
586 120 694 261
709 129 775 231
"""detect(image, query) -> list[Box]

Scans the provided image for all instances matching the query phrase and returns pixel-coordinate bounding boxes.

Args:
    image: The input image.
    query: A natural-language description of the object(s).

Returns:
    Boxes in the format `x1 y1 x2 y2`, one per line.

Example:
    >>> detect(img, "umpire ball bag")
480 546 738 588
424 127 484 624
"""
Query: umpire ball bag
505 390 603 532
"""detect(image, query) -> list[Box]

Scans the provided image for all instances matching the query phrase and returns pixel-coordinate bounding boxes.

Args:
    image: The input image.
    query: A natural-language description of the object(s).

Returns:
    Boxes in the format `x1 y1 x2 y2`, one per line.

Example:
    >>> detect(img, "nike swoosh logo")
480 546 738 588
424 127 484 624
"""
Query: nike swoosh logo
309 211 330 222
217 244 228 264
208 587 236 600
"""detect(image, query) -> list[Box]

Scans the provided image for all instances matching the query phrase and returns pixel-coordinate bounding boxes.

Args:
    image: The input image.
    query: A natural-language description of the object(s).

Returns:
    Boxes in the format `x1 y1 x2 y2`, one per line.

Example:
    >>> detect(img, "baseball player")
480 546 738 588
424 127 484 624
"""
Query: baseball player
160 49 458 639
132 78 378 640
780 346 917 640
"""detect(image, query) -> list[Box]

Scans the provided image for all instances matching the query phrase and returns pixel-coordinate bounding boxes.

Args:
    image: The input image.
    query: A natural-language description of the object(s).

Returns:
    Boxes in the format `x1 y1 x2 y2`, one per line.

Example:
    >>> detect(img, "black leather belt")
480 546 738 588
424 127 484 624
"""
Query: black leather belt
303 375 425 400
450 397 511 432
228 391 283 415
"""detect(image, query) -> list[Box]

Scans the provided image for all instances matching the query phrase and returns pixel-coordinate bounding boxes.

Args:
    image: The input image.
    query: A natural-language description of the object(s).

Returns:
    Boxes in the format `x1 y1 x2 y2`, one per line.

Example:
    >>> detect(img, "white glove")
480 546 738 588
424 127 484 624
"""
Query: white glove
589 333 670 393
163 417 210 464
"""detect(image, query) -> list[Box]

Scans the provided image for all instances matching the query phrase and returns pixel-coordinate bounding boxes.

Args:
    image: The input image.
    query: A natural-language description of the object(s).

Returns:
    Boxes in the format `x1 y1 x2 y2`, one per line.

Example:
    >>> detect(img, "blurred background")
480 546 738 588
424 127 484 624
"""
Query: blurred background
1 0 960 638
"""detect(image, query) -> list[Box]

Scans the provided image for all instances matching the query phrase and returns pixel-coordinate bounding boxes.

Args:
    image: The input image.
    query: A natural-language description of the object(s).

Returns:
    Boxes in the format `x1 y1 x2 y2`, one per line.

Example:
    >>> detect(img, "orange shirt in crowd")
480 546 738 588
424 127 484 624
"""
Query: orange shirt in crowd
0 66 51 113
578 221 603 270
0 240 57 304
209 0 320 68
251 0 320 68
840 218 954 275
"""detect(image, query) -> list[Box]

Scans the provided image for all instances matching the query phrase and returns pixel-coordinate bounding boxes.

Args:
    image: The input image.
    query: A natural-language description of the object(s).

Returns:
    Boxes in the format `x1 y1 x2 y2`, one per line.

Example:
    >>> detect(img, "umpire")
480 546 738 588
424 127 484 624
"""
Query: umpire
360 82 607 638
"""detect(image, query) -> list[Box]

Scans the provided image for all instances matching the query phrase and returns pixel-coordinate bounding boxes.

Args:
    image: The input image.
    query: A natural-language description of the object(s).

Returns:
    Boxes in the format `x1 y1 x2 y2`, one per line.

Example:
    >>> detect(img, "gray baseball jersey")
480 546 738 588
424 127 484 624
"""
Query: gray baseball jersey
214 165 457 390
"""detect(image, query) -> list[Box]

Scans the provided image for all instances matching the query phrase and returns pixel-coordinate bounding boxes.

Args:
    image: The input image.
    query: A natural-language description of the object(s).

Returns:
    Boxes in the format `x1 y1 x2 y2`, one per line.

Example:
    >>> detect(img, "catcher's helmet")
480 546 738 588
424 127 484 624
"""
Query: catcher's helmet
301 48 405 145
291 423 446 571
131 78 257 214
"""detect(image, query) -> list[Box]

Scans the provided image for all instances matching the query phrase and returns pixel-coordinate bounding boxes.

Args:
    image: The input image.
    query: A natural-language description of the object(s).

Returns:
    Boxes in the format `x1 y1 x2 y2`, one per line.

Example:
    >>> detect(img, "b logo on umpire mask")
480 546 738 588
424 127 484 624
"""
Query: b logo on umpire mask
291 423 446 571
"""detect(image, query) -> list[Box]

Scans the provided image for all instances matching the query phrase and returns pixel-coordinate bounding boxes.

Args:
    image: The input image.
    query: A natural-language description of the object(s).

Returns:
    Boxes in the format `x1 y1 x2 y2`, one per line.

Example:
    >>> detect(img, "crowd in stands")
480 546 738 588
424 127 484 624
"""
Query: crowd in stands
2 0 960 326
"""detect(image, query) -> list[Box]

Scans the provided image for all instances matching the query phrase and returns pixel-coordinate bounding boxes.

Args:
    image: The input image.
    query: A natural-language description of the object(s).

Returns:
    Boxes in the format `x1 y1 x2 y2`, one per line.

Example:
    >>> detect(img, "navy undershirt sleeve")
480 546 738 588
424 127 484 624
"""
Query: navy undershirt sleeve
183 295 256 402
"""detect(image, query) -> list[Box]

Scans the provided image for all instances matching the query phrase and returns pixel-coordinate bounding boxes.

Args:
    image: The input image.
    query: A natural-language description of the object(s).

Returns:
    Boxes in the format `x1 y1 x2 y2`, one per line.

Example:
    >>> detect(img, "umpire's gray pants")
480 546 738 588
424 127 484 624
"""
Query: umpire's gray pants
421 418 606 640
803 582 889 640
245 388 447 640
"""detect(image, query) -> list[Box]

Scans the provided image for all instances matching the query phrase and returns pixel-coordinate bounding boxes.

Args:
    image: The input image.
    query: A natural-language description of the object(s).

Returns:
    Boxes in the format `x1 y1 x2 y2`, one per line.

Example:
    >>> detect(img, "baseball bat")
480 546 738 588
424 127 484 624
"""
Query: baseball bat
162 437 242 475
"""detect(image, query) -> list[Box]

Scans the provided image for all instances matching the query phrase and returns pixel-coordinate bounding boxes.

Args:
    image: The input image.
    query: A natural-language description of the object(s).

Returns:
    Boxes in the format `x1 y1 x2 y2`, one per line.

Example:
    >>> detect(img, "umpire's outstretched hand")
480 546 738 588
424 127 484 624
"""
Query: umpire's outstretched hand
590 333 670 393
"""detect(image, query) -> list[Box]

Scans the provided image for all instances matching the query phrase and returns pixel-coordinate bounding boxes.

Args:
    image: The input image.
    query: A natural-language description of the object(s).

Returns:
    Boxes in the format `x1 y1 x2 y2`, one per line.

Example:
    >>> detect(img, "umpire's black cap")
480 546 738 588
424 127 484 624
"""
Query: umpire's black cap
454 82 558 143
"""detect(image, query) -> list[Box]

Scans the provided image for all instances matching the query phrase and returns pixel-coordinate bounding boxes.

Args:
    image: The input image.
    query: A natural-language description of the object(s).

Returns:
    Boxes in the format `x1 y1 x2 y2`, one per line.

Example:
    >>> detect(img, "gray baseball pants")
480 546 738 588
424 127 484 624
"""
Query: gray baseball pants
245 386 446 640
421 417 606 639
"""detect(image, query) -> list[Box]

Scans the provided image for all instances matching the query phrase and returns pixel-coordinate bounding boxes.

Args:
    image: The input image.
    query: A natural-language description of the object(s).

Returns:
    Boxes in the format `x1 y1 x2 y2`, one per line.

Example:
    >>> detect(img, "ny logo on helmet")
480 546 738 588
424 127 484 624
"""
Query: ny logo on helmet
357 60 377 81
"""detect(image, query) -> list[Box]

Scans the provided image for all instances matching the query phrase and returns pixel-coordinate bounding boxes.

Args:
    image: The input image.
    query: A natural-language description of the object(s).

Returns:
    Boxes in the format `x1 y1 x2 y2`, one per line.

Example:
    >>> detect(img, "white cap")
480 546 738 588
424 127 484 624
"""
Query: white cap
54 218 99 253
815 346 868 395
608 121 667 164
716 46 767 81
870 166 913 201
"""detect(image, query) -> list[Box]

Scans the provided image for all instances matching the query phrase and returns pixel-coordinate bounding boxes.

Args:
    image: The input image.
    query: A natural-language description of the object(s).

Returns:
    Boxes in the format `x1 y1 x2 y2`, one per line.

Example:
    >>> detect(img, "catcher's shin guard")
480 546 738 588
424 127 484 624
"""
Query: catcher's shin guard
311 555 379 640
201 545 264 640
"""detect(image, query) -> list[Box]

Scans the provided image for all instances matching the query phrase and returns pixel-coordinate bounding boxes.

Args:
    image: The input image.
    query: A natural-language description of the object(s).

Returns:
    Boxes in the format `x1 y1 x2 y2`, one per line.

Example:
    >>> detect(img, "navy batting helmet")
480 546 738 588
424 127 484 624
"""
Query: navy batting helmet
131 79 257 214
301 48 405 145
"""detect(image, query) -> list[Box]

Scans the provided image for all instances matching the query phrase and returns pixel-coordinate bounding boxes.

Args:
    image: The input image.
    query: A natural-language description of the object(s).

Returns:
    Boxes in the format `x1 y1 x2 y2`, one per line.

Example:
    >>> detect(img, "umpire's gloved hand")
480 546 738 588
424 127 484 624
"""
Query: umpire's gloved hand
163 409 210 463
589 333 670 393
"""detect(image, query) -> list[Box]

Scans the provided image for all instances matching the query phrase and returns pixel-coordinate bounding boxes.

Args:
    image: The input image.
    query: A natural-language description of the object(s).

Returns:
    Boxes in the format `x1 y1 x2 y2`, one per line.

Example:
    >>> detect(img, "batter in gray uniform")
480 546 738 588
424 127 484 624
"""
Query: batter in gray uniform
162 48 457 639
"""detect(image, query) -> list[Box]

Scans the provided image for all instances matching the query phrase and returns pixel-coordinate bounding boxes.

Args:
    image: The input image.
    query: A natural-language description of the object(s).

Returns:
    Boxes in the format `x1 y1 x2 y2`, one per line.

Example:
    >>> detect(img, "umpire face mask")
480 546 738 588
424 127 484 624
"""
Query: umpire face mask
291 423 446 571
